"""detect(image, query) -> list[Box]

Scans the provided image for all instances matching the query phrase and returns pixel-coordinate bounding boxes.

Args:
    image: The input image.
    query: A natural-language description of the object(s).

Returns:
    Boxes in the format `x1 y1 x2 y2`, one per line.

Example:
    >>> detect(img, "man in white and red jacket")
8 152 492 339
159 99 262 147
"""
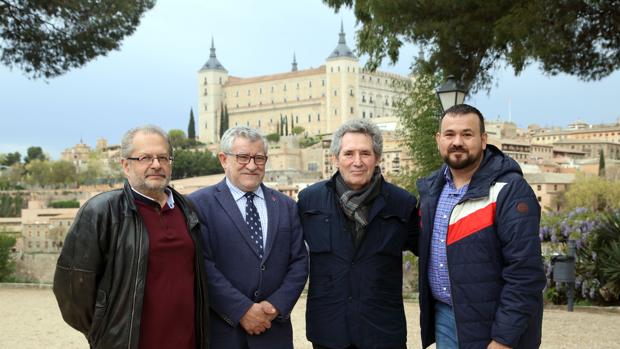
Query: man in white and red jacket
417 104 545 349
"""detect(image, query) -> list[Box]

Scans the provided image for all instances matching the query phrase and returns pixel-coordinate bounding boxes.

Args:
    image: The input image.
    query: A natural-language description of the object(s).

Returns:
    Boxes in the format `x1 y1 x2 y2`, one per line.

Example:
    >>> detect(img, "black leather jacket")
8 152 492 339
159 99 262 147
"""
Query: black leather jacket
53 182 210 349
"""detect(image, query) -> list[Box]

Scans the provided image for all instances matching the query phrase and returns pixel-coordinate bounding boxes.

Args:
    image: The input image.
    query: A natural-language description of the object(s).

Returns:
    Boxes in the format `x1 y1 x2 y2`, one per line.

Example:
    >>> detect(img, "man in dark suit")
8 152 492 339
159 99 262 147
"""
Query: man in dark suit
188 126 308 349
298 119 418 349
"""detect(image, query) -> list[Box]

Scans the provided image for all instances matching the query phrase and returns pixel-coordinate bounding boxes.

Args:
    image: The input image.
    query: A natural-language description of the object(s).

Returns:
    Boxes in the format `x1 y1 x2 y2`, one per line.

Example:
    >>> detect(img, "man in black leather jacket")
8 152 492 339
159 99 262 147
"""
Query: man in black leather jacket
53 125 210 349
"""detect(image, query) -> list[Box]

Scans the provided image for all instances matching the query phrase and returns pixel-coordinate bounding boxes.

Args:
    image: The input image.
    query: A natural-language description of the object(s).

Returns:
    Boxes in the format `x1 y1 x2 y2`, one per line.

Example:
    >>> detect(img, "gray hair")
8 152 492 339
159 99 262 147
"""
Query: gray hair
121 125 172 158
330 119 383 158
220 126 268 154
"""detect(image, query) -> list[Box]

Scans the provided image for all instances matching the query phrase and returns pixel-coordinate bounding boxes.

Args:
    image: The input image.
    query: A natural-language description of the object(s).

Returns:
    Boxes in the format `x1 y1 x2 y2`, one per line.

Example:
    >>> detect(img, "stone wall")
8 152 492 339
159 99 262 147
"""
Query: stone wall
14 252 58 283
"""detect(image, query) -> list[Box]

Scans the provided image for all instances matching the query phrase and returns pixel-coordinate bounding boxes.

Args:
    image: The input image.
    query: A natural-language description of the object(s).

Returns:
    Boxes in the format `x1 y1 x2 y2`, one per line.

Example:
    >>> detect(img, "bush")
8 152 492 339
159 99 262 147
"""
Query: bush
265 133 280 143
49 199 80 208
0 234 16 281
540 208 620 305
299 136 320 148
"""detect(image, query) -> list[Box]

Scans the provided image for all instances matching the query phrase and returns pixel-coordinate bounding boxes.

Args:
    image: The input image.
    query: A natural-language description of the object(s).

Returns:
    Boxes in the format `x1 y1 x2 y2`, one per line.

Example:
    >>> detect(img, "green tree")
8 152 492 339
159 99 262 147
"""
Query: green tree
0 0 156 78
394 66 443 193
1 152 21 166
0 233 16 281
25 159 77 187
168 129 188 150
77 157 104 185
50 160 77 186
325 0 620 92
564 173 620 211
25 159 52 187
188 108 196 140
24 146 45 163
599 149 606 178
171 149 223 180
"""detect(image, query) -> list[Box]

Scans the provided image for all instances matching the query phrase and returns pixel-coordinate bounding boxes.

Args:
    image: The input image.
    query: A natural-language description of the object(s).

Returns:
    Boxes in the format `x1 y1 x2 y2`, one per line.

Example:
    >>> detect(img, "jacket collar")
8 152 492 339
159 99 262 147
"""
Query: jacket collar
418 144 521 200
122 180 199 228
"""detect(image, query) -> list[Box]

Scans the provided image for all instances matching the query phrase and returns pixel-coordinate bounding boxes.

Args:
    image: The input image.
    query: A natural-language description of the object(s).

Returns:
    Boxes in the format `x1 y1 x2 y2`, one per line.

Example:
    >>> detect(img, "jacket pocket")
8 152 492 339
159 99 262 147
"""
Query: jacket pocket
377 214 407 257
302 210 332 253
88 289 108 344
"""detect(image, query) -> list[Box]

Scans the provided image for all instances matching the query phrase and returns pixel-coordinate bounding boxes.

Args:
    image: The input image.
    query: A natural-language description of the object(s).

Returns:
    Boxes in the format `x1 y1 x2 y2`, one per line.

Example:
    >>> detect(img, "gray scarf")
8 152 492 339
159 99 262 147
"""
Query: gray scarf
335 166 383 246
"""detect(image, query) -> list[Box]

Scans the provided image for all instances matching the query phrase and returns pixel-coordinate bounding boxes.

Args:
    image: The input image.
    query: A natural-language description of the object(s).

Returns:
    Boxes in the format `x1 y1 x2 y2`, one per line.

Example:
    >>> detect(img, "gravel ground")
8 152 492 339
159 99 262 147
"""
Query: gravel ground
1 287 618 349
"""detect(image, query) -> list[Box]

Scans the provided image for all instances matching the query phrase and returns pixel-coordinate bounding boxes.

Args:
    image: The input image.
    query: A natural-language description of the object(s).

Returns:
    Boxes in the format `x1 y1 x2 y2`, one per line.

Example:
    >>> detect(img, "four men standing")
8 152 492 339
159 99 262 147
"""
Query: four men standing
55 108 545 349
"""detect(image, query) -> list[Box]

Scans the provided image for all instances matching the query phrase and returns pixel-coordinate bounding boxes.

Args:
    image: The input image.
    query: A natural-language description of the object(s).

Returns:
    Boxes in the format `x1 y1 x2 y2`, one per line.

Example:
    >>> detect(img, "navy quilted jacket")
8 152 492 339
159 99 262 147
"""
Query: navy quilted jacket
416 145 545 349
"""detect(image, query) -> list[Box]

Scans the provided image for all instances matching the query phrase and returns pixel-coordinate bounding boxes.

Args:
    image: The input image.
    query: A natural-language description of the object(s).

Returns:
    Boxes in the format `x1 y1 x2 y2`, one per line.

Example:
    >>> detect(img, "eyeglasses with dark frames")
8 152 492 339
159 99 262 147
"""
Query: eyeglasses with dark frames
125 155 173 165
225 153 268 165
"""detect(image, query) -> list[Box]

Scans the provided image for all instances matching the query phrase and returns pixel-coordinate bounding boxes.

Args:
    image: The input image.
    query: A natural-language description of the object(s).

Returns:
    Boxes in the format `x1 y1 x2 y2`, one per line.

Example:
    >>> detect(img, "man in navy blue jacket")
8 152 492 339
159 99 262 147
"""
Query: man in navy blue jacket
298 119 418 349
417 104 545 349
189 126 308 349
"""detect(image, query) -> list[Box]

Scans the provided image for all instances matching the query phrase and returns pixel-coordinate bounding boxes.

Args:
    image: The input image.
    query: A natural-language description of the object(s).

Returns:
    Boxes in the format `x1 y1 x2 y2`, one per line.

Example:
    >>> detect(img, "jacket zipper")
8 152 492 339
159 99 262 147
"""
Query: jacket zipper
444 194 485 346
127 218 144 349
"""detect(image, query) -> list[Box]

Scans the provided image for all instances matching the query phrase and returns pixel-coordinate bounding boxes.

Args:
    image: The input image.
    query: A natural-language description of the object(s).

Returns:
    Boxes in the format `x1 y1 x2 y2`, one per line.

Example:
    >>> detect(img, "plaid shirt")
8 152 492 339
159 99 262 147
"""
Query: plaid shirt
428 167 469 305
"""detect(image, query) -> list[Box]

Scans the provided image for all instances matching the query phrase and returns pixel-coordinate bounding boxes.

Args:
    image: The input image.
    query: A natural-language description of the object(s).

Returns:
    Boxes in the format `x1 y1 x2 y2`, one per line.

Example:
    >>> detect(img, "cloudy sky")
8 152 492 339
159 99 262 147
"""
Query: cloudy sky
1 0 619 159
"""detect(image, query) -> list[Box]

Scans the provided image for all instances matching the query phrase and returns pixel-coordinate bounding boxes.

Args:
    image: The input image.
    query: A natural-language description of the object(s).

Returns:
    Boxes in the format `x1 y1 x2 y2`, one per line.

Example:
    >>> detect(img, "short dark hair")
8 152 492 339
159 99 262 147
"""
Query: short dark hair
441 104 485 133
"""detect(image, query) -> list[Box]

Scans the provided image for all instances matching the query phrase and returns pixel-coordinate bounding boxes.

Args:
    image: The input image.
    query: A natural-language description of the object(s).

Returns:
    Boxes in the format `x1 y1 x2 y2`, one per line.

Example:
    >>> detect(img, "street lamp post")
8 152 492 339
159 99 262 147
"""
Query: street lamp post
436 75 467 112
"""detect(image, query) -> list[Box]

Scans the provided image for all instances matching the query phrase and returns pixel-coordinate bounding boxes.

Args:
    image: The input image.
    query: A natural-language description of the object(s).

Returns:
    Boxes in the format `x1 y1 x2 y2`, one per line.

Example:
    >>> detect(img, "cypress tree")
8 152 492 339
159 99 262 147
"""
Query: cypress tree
224 104 229 131
599 149 606 177
219 103 226 139
188 108 196 140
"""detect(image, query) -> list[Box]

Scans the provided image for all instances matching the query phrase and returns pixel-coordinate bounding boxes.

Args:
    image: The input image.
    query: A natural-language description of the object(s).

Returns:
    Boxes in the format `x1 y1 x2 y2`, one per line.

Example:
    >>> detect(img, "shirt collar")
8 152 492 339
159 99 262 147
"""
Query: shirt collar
442 166 469 193
442 166 454 186
225 177 264 202
131 186 175 209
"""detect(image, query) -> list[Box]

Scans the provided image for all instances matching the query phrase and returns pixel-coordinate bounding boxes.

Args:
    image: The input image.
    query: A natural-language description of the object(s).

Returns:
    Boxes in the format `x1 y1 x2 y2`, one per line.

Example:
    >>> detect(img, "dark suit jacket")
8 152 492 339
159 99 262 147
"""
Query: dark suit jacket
188 179 308 349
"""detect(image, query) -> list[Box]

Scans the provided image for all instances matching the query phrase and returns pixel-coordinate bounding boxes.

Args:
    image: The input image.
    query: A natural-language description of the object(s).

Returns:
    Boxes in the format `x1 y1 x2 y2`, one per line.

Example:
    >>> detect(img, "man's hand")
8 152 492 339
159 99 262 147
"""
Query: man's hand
259 300 279 321
239 303 272 335
487 340 511 349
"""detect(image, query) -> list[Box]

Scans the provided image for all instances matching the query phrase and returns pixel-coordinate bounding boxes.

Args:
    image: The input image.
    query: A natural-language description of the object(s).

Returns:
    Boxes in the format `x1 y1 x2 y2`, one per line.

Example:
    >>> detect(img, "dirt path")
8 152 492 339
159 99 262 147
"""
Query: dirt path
1 288 618 348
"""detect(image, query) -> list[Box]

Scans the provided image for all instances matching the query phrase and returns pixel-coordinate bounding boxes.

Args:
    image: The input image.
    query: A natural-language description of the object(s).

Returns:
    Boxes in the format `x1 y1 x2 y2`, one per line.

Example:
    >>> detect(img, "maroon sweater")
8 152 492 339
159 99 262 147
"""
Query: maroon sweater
133 191 196 349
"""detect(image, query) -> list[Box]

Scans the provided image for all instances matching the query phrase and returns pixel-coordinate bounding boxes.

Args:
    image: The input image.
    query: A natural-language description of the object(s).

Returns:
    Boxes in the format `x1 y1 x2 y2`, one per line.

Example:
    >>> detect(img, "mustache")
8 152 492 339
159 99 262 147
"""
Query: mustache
146 171 166 177
448 146 467 153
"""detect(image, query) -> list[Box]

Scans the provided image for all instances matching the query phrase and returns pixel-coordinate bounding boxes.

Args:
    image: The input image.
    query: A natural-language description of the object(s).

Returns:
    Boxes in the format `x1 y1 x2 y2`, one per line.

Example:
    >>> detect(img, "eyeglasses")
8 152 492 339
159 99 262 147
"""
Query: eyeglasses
225 153 268 165
126 155 173 165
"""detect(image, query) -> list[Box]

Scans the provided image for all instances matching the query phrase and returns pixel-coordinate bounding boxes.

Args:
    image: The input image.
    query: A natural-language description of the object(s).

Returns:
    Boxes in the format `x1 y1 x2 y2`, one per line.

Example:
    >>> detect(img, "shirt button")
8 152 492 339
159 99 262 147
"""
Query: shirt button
439 264 444 267
440 239 445 243
443 287 447 291
443 215 447 219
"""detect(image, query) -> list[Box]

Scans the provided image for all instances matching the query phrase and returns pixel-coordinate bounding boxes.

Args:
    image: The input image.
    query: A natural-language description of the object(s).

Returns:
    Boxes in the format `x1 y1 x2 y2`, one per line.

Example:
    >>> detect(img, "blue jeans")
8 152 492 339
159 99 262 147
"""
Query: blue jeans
435 302 458 349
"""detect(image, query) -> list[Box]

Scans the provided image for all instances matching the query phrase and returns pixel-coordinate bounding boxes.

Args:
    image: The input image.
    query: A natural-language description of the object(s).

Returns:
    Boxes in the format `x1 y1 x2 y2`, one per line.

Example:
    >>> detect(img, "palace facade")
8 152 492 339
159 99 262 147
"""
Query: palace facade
196 24 411 144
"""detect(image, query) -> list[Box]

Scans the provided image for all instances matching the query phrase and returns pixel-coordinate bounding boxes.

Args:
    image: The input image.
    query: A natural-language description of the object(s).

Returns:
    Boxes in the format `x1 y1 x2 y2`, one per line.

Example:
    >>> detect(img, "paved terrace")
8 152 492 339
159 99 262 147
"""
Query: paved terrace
0 286 618 348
